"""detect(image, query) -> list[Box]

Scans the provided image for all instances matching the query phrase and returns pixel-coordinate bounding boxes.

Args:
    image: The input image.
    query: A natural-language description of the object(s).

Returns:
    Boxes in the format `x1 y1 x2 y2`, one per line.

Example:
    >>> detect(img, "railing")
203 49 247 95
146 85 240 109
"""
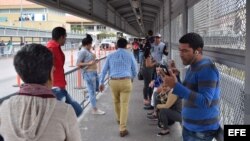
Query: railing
0 43 80 58
64 56 108 108
0 48 116 109
0 26 85 39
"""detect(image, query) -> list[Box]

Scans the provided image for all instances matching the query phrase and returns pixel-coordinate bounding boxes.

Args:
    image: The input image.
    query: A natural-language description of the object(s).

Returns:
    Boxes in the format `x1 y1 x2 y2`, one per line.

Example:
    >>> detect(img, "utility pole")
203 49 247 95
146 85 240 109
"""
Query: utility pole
20 0 23 28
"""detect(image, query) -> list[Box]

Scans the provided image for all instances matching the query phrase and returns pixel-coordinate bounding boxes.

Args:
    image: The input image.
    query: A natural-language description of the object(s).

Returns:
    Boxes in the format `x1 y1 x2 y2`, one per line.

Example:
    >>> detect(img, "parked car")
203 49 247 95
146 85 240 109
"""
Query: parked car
100 39 116 49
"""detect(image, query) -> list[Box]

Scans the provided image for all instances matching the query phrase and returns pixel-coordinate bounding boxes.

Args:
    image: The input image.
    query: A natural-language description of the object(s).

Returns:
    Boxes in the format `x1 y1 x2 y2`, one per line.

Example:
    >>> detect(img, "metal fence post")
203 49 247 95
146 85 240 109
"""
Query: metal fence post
244 0 250 124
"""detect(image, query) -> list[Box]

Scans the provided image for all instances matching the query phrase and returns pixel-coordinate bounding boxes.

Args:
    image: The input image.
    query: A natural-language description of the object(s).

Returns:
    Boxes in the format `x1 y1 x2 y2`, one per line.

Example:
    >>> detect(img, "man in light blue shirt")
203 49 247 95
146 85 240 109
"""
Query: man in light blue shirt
99 38 137 137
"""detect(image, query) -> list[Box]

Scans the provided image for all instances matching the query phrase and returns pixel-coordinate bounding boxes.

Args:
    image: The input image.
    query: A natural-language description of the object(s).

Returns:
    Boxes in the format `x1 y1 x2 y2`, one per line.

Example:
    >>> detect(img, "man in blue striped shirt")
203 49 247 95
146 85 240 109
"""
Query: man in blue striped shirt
162 33 220 141
99 38 137 137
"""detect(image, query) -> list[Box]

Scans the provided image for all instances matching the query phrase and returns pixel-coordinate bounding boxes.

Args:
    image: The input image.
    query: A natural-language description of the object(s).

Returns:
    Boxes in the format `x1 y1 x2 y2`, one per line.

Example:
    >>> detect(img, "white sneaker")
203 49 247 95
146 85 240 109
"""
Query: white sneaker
92 109 105 115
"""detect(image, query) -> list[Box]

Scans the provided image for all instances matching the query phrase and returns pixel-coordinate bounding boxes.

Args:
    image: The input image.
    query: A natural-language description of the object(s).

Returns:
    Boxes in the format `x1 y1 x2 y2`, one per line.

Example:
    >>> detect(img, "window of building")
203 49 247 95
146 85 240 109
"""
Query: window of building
97 25 106 31
84 25 94 31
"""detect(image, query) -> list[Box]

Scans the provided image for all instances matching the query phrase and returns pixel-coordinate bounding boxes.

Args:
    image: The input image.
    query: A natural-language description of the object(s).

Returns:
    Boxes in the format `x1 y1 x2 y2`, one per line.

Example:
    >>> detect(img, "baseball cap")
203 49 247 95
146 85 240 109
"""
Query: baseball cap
155 33 161 38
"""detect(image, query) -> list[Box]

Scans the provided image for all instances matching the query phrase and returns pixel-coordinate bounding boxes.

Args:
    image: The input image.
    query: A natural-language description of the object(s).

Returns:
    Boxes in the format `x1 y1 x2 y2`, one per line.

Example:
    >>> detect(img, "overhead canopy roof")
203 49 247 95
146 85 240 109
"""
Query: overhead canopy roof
29 0 200 36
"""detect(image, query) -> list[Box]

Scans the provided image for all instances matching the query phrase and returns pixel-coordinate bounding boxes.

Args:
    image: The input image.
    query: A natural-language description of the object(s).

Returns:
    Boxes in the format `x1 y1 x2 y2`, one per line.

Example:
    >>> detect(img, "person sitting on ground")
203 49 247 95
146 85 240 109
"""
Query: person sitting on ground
0 44 81 141
156 83 182 136
147 65 163 116
147 83 169 121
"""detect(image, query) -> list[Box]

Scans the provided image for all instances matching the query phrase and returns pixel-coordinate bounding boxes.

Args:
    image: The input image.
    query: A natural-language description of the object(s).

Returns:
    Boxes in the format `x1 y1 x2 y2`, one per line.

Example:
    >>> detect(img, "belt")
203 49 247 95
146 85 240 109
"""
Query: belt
110 77 131 80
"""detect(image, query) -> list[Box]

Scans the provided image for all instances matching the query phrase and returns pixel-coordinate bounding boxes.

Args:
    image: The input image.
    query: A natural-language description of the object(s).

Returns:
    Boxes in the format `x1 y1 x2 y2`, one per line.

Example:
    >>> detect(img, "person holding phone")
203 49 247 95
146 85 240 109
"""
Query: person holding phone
76 34 105 115
161 33 221 141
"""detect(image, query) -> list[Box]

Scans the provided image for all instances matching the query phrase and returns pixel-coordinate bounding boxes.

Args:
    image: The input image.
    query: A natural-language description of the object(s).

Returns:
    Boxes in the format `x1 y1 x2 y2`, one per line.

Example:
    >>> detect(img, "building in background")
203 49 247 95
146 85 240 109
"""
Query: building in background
66 14 117 41
0 0 130 44
0 0 70 31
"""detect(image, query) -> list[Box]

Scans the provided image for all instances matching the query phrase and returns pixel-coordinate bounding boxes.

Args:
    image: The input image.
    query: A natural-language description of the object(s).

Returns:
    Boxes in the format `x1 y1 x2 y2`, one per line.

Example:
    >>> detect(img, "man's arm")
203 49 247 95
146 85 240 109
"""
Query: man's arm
173 68 219 108
47 47 58 69
131 54 138 78
76 50 91 67
162 44 168 56
99 56 110 85
157 92 178 109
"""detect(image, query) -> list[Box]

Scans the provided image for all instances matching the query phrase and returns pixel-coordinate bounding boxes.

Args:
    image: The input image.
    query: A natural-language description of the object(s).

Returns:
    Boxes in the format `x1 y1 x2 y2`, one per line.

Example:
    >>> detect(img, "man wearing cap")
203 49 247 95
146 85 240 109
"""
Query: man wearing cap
151 33 168 64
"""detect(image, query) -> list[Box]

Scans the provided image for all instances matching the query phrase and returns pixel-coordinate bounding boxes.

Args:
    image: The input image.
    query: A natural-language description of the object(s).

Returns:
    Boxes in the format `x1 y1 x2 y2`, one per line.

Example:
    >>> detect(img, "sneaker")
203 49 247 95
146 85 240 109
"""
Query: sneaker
92 109 105 115
147 115 158 121
144 105 154 110
147 112 154 115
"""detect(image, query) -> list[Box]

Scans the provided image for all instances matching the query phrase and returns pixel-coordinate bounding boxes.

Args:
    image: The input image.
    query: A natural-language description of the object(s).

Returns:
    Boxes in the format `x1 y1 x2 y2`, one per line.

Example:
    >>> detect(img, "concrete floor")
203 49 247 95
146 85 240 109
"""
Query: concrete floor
78 79 182 141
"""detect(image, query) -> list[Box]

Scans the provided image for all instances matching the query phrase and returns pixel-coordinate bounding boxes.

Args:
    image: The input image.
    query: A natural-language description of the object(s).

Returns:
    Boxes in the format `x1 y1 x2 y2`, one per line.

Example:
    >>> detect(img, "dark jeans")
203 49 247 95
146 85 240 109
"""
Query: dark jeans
183 127 218 141
133 51 139 62
142 68 153 100
52 88 83 117
159 108 182 130
0 135 3 141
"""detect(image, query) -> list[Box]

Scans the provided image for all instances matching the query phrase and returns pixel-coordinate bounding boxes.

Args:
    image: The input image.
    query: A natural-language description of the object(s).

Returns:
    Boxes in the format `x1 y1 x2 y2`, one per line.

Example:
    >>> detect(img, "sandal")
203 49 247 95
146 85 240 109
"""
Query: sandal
157 130 170 136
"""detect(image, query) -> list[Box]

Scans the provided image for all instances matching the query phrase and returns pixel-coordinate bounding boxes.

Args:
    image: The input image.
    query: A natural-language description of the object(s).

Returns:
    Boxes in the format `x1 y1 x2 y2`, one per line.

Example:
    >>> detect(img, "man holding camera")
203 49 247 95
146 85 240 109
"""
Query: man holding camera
161 33 221 141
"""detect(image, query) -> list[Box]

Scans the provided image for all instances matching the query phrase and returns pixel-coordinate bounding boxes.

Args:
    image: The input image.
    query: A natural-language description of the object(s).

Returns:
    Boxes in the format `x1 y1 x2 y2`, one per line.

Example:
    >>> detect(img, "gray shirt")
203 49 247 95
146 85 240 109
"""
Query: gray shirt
151 42 165 64
76 47 96 71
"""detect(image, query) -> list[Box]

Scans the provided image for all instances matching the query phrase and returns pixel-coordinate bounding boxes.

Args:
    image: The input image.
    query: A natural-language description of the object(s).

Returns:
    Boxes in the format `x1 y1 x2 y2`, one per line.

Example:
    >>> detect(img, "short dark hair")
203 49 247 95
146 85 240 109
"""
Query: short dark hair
82 34 93 46
52 27 66 40
14 44 53 84
148 30 153 36
117 38 127 48
179 32 204 50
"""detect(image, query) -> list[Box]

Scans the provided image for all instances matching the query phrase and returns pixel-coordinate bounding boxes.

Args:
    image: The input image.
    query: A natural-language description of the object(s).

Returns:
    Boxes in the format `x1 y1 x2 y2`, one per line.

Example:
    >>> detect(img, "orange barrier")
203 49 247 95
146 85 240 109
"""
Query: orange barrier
69 49 75 67
13 75 21 87
75 69 84 89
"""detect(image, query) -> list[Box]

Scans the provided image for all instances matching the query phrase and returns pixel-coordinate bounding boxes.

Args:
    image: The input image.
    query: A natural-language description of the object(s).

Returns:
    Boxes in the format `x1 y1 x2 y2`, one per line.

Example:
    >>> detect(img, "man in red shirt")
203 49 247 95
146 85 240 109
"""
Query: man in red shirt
47 27 83 117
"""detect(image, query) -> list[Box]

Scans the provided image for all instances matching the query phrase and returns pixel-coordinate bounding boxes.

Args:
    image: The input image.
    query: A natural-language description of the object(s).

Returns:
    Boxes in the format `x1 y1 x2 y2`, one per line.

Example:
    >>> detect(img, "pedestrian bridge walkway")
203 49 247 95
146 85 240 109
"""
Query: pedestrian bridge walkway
78 79 182 141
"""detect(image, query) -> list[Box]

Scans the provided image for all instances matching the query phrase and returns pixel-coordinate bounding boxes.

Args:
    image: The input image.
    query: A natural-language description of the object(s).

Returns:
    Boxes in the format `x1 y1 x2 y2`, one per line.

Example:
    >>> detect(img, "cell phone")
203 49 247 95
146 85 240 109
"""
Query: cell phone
160 64 170 75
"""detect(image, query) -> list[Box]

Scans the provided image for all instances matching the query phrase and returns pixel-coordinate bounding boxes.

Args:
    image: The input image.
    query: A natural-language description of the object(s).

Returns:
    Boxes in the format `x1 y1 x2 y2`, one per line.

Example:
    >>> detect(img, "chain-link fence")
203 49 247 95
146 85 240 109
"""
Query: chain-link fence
167 0 247 127
191 0 246 126
215 63 245 125
193 0 246 50
171 14 183 44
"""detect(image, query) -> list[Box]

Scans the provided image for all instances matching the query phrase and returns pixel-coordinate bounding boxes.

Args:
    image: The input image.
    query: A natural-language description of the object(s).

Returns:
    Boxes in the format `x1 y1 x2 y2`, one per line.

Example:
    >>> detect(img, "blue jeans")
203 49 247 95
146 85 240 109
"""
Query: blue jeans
183 127 218 141
52 88 83 117
83 71 99 109
139 51 144 64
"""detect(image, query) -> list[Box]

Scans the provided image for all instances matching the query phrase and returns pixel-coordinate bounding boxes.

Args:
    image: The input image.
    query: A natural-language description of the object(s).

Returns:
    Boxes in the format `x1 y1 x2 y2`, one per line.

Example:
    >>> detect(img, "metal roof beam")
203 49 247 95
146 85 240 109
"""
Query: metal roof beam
115 3 131 10
107 0 121 4
141 3 160 10
122 12 135 18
